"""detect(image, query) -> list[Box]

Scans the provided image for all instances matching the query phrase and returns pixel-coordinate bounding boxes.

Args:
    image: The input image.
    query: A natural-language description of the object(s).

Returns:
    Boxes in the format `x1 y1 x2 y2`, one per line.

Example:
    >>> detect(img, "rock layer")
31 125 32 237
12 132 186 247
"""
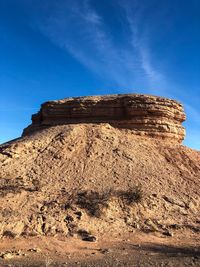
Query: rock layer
23 94 186 142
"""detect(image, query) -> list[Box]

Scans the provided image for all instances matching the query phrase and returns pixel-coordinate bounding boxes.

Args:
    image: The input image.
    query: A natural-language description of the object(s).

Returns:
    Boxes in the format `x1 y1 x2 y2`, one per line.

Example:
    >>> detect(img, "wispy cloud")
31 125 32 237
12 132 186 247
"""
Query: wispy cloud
32 1 133 88
139 47 165 84
31 0 169 91
120 0 166 91
30 0 194 101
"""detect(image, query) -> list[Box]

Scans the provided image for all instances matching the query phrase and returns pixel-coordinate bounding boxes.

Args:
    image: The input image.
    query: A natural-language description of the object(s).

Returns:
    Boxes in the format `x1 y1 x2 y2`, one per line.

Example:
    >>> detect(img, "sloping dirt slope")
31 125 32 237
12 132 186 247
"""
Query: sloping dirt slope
0 123 200 238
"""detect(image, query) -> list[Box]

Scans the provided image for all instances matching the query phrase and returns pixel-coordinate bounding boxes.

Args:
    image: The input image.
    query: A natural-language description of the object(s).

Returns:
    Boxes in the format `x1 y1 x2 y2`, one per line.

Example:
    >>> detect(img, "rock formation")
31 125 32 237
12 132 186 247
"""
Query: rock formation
23 94 186 143
1 93 199 242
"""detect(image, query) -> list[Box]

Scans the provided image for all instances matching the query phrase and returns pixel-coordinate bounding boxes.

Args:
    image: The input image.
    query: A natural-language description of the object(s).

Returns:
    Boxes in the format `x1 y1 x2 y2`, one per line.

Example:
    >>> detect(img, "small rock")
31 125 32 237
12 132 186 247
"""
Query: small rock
82 235 96 242
4 253 14 259
163 230 173 237
0 252 15 259
74 211 82 219
28 247 41 253
99 248 111 254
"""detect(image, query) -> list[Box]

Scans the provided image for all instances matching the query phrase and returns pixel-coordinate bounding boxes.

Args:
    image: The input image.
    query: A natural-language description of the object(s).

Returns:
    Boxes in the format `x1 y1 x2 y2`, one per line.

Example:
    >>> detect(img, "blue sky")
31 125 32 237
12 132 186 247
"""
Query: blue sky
0 0 200 149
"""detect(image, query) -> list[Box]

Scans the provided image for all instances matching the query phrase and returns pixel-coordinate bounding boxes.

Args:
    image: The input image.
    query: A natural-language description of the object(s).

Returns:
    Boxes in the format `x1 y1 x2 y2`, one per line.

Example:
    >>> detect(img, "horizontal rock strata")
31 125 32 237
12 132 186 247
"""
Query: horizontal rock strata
23 94 186 142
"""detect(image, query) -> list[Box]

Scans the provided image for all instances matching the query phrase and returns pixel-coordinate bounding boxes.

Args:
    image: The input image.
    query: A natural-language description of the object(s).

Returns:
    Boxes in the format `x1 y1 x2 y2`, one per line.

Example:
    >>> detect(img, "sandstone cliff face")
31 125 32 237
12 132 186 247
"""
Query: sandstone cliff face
23 94 186 143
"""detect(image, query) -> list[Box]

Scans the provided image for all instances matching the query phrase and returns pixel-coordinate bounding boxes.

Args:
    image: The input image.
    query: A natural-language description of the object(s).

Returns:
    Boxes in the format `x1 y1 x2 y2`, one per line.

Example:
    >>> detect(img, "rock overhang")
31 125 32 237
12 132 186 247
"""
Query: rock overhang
23 94 186 143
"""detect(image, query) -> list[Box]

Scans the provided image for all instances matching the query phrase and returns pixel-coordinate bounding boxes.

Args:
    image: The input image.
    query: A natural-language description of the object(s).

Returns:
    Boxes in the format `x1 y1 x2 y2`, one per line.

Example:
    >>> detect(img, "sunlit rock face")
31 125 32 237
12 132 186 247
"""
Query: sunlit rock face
23 94 186 143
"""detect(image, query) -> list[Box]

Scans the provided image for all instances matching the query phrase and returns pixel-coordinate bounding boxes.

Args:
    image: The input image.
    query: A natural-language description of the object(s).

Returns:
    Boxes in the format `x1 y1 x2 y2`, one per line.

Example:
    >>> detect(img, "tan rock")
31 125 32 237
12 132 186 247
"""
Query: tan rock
3 221 25 237
23 94 186 143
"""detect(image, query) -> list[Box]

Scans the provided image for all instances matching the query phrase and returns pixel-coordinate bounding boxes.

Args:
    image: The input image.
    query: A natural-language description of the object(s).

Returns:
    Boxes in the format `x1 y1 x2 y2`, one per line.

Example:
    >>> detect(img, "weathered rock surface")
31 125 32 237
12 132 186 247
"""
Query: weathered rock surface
0 125 200 239
1 93 199 241
23 94 186 142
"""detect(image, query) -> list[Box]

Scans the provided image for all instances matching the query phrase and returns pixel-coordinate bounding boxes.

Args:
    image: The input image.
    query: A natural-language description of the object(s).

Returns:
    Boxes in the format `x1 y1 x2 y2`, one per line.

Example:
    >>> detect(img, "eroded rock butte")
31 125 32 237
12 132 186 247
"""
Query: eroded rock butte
23 94 186 142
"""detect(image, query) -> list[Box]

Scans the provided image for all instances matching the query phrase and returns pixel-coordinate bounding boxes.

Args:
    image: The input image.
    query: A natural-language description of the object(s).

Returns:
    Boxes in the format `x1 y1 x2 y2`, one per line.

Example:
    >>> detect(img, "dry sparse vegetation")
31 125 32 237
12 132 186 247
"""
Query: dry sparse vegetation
76 189 112 217
118 185 143 205
69 186 143 217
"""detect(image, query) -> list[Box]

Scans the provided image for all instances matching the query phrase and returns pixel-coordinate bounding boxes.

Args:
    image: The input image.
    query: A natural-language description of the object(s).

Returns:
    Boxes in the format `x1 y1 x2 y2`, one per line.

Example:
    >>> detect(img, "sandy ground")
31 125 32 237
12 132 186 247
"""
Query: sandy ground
0 232 200 267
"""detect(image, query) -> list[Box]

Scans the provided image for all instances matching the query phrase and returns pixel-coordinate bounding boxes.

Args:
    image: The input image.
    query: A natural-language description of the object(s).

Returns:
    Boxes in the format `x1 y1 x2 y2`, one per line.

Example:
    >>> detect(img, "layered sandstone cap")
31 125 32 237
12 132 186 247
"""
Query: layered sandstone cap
23 94 186 142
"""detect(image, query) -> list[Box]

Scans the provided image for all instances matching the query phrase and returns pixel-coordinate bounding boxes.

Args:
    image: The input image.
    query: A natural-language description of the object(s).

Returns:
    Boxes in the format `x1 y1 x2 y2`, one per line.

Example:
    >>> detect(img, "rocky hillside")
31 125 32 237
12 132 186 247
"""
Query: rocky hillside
0 94 199 240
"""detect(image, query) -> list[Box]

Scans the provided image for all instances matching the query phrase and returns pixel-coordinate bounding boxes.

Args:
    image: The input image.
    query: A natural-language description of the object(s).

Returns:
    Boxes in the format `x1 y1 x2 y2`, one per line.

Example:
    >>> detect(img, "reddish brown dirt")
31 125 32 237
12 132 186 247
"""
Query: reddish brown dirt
0 232 200 266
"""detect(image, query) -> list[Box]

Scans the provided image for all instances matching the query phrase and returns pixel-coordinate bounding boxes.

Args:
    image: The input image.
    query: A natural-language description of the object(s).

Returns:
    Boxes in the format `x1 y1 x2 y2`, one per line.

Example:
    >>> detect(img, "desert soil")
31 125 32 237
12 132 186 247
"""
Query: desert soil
0 232 200 267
